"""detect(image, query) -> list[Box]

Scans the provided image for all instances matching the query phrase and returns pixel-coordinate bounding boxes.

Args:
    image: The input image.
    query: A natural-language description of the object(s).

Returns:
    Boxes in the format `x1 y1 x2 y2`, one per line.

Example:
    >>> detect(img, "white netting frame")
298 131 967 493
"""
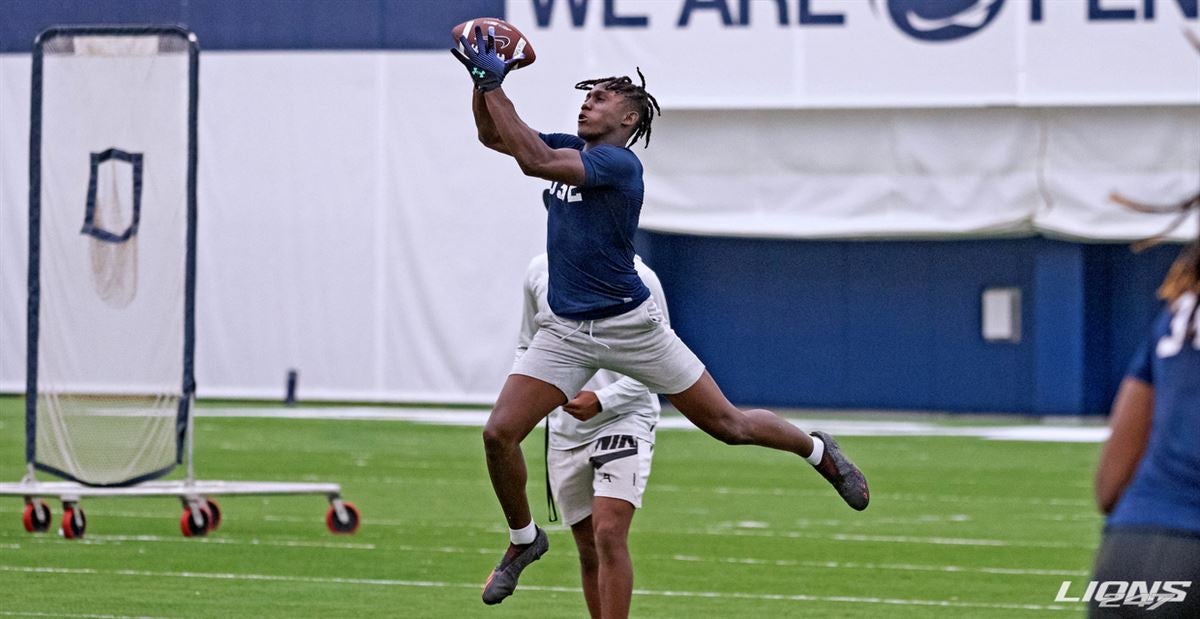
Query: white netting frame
27 26 197 486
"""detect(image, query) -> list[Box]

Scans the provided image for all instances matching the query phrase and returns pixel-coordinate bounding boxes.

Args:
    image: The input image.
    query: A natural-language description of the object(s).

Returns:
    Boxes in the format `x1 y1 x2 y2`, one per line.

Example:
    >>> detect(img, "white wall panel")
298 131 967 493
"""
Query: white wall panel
0 50 1196 401
0 56 31 393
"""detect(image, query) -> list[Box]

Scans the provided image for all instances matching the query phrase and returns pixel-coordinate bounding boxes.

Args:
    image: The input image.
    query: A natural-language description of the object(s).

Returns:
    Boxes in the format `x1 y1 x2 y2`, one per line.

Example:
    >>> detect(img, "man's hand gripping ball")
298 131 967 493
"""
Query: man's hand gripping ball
451 25 525 92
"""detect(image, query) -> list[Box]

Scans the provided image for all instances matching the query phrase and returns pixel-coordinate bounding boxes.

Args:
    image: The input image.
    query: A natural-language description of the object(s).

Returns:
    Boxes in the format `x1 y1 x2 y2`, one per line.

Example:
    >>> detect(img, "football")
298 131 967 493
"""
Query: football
451 17 536 70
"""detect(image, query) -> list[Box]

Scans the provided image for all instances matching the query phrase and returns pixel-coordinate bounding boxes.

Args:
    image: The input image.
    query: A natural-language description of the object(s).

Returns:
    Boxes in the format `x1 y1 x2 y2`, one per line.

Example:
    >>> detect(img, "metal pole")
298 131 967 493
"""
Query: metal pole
185 394 196 485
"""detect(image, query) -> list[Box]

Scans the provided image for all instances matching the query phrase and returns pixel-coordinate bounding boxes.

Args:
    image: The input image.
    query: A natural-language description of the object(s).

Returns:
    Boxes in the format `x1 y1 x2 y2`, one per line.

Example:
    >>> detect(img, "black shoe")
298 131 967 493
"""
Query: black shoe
810 431 870 511
481 527 549 605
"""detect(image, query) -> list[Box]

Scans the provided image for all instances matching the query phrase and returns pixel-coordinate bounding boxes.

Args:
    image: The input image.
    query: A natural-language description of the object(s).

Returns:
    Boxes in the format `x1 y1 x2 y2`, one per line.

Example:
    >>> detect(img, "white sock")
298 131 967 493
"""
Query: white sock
805 436 825 466
509 521 537 545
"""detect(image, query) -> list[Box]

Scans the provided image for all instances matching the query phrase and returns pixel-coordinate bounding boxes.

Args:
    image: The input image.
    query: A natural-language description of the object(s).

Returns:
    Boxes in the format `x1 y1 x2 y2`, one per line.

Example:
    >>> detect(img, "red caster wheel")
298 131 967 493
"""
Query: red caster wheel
22 499 52 534
61 504 86 540
325 500 360 535
202 498 222 532
180 504 214 538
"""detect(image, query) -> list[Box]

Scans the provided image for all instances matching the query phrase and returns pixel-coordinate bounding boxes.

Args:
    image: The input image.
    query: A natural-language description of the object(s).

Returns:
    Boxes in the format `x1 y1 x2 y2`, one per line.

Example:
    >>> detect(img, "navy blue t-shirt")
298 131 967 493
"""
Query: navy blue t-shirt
1108 292 1200 535
538 133 650 320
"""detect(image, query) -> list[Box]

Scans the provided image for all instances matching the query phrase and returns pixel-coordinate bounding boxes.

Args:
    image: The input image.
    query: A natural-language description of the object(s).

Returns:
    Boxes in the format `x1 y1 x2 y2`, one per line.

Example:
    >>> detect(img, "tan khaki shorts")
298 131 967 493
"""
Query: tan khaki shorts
547 434 654 526
511 298 706 400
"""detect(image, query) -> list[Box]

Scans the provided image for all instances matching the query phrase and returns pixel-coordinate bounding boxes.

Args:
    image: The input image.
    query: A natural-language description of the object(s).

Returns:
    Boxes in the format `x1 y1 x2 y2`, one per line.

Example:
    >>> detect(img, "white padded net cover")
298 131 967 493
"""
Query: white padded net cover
32 30 192 485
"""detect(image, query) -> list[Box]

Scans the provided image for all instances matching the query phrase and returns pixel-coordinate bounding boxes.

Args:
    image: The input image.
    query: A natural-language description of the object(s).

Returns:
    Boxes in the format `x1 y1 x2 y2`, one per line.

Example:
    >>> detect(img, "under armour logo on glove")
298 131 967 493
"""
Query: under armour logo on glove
451 25 524 92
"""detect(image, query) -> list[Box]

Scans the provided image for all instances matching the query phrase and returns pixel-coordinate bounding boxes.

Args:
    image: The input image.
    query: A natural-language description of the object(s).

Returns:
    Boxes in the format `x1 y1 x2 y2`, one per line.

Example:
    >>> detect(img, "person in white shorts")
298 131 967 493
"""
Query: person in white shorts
517 253 660 619
453 34 870 611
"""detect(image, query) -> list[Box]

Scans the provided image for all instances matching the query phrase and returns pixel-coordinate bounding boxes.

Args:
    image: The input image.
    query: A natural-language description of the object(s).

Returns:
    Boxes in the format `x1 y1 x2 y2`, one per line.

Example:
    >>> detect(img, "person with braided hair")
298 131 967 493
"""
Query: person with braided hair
1090 190 1200 618
453 26 870 613
571 72 660 147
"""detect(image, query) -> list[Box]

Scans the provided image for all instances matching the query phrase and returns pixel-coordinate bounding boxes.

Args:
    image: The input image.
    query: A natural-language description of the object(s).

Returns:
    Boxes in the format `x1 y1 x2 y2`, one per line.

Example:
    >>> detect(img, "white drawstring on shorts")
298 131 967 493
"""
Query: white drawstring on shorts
557 319 611 349
587 320 610 349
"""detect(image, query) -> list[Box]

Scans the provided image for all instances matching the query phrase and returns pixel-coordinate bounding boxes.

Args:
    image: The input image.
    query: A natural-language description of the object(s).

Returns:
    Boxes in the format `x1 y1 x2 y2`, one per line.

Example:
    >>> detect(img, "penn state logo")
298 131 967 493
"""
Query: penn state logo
872 0 1006 42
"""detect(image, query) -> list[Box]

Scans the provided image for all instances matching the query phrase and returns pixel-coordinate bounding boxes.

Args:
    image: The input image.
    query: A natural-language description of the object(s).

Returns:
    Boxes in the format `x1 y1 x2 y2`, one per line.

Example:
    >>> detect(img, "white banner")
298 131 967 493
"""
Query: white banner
637 105 1200 239
506 0 1200 107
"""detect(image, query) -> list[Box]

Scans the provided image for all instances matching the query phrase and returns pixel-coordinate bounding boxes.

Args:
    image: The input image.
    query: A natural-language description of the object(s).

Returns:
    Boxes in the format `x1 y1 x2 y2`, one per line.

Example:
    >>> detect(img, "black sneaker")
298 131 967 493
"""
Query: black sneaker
810 431 870 511
481 527 549 605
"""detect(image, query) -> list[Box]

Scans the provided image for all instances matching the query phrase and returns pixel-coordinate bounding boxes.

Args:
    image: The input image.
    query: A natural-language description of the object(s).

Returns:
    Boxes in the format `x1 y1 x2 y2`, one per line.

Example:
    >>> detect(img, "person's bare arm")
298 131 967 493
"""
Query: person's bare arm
563 377 651 422
1095 377 1154 514
483 88 586 185
473 89 533 156
453 25 532 156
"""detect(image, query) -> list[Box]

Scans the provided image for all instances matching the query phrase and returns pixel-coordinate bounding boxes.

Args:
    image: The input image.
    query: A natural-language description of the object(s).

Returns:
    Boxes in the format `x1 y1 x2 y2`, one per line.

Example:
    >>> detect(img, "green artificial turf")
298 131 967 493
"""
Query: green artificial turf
0 396 1103 617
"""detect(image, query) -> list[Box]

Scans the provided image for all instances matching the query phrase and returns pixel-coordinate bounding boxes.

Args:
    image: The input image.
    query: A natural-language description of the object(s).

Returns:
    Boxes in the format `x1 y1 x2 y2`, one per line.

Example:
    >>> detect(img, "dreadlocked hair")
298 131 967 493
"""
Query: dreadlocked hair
1143 31 1200 301
1160 242 1200 302
1110 190 1200 302
575 67 661 148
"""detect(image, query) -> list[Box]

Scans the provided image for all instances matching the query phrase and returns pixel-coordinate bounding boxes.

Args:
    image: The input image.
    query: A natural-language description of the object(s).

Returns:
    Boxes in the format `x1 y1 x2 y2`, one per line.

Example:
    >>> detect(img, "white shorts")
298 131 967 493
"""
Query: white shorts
547 434 654 526
511 298 706 399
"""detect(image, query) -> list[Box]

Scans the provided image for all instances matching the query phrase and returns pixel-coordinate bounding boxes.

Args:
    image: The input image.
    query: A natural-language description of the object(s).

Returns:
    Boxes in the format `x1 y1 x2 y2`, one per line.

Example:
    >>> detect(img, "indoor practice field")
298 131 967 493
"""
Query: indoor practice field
1 5 1196 619
0 396 1106 618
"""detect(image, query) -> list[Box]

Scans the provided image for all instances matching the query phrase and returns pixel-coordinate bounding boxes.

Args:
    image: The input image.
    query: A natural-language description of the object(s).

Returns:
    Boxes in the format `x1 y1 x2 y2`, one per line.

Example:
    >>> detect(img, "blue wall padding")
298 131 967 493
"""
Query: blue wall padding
1032 242 1086 414
1082 244 1115 415
0 0 505 53
636 231 1179 414
1101 244 1181 398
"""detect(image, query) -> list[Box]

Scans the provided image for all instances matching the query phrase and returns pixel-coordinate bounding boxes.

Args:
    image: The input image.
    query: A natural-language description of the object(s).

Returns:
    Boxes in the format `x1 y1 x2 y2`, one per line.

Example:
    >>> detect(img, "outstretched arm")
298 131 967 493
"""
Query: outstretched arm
483 88 586 186
473 89 519 155
453 25 537 157
1094 377 1154 514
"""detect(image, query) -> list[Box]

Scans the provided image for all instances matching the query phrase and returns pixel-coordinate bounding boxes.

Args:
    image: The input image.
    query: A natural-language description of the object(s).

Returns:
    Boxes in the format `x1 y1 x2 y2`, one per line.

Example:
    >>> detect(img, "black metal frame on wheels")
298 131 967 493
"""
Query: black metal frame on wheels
7 25 356 538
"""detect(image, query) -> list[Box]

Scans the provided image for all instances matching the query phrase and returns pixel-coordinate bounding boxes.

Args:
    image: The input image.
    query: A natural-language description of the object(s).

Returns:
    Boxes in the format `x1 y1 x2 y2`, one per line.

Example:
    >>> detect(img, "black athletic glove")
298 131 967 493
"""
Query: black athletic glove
451 25 523 92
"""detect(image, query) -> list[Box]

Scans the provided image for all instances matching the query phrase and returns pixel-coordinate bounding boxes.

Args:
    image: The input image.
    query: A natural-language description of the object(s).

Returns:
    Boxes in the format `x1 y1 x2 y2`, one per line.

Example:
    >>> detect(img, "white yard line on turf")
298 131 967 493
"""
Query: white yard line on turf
254 517 1089 549
24 534 373 550
387 543 1087 576
261 513 990 528
670 556 1089 577
318 475 1097 509
138 514 1086 550
0 512 1087 550
685 528 1092 549
197 407 1109 443
0 565 1073 612
652 484 1095 507
0 614 164 619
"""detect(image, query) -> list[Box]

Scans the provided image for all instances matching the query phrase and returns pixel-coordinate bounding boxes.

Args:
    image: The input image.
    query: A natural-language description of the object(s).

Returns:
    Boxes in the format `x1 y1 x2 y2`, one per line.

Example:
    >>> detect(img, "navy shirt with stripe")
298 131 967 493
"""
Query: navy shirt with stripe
1108 292 1200 535
538 133 650 321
